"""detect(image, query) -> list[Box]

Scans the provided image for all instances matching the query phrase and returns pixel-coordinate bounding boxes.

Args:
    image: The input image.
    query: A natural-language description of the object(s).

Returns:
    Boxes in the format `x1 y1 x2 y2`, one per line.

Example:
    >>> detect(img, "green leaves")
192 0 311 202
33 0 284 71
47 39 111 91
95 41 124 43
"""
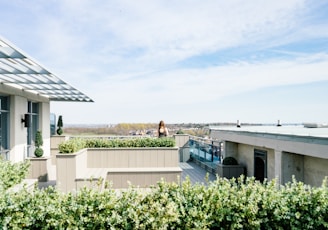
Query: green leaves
59 137 176 153
58 138 86 153
0 158 30 190
1 158 328 229
35 130 43 147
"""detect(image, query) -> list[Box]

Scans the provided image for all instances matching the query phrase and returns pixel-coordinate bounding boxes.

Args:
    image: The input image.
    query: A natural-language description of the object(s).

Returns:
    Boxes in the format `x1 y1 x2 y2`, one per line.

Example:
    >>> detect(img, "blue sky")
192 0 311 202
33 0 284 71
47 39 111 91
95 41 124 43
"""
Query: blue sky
1 0 328 124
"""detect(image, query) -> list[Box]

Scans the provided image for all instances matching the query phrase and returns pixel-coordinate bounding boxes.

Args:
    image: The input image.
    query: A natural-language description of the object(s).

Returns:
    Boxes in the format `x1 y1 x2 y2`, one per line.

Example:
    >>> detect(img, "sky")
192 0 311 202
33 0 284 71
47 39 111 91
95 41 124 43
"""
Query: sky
1 0 328 125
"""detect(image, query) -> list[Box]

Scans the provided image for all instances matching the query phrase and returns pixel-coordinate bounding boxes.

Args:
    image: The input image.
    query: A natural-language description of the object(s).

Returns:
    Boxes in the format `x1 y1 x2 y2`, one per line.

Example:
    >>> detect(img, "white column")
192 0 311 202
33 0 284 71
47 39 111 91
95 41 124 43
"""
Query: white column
10 95 28 162
39 102 51 157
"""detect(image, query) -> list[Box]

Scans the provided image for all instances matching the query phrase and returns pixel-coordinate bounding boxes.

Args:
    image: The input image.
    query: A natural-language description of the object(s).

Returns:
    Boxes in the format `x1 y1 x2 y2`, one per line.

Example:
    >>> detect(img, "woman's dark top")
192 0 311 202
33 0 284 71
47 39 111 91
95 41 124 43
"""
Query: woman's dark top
158 128 167 137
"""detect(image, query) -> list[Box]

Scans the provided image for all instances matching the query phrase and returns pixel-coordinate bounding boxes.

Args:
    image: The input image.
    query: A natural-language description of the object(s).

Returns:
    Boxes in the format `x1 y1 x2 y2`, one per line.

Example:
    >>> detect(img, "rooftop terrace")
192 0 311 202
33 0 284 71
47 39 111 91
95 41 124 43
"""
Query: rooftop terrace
38 161 217 190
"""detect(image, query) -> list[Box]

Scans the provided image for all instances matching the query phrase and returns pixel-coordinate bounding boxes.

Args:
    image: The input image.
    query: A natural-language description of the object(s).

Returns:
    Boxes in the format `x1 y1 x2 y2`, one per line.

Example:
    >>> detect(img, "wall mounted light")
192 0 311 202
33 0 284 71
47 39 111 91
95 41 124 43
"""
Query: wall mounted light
21 114 31 127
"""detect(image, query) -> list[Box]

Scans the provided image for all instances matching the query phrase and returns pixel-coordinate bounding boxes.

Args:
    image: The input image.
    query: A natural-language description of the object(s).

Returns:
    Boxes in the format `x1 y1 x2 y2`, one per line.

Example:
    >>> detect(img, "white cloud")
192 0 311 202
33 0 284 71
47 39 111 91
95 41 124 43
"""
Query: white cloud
87 53 328 109
2 0 328 124
33 0 309 70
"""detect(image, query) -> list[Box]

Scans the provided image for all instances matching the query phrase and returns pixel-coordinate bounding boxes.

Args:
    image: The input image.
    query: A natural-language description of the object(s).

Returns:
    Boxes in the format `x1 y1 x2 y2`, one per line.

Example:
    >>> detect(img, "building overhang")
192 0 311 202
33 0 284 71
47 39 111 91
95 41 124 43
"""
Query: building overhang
210 125 328 159
0 37 93 102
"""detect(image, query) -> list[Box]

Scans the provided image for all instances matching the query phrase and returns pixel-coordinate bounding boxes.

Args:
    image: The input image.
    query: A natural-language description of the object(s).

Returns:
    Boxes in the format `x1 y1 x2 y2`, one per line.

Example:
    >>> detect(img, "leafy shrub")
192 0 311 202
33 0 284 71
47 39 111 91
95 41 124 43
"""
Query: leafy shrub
59 137 175 153
57 127 63 135
0 158 30 190
58 138 86 153
222 156 238 165
176 129 184 134
34 130 44 157
0 176 327 229
57 115 64 135
34 148 44 157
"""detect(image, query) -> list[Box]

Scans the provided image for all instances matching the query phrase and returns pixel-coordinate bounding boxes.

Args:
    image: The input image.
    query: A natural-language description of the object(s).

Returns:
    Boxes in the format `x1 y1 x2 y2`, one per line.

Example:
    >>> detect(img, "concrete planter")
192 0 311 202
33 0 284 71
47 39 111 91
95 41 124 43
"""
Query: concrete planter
56 147 182 192
50 135 69 165
27 157 51 182
56 149 87 192
174 134 190 162
217 164 245 179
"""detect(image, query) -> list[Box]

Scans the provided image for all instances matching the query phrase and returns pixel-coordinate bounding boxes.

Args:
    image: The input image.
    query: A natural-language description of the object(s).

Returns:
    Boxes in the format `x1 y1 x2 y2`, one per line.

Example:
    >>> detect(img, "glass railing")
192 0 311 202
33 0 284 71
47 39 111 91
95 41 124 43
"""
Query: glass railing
189 136 223 164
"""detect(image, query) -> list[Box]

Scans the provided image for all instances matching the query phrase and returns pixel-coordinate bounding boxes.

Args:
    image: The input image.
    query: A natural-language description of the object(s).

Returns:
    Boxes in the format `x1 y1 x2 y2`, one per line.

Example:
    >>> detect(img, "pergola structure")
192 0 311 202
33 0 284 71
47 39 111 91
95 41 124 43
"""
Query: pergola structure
0 37 93 102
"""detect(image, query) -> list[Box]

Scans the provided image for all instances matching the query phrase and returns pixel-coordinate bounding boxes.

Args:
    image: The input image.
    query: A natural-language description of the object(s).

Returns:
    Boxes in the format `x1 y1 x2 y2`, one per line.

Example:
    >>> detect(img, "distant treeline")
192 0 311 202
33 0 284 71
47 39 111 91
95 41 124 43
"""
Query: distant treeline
63 122 212 137
64 123 158 136
64 122 281 136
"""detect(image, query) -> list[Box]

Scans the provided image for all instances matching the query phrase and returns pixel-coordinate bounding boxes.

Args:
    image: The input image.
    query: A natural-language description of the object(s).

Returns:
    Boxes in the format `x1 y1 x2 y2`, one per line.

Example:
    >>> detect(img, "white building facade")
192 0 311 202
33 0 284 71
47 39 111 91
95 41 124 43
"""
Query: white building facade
210 125 328 187
0 37 92 163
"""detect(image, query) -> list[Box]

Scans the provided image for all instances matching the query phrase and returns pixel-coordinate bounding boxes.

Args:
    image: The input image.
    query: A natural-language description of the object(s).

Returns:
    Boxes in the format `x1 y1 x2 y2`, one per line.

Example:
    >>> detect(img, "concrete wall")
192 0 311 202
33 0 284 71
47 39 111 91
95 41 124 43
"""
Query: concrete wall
223 141 328 186
211 129 328 186
304 156 328 187
211 129 328 159
224 141 238 159
236 144 253 177
267 150 275 181
282 152 304 184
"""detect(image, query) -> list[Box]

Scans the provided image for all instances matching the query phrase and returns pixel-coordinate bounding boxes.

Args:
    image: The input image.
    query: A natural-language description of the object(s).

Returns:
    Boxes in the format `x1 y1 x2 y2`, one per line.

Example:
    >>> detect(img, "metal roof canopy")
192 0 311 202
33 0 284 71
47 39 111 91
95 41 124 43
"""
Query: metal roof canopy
0 37 93 102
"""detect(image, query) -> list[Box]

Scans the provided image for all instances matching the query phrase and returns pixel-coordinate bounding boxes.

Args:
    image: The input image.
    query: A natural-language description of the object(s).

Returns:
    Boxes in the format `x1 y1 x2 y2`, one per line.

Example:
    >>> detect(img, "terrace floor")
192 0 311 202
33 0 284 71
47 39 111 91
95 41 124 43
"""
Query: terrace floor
179 161 217 184
38 161 217 190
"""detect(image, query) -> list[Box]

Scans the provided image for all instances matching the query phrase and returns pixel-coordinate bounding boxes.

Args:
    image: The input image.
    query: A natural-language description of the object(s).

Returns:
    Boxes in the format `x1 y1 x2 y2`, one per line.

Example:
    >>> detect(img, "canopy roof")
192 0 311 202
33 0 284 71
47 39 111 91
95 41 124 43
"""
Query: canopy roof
0 37 93 102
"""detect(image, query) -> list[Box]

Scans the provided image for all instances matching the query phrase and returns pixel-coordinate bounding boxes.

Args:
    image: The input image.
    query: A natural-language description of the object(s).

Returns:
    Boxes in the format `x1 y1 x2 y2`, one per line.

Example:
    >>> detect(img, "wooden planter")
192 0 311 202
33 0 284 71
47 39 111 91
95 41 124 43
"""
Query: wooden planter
216 164 245 179
27 157 51 182
56 147 182 192
50 135 69 165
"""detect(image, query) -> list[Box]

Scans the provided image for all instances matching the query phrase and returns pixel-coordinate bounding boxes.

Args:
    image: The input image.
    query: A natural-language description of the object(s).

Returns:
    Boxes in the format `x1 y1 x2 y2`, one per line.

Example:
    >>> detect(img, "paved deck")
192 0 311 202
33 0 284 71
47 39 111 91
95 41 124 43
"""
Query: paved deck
38 161 217 189
179 161 217 184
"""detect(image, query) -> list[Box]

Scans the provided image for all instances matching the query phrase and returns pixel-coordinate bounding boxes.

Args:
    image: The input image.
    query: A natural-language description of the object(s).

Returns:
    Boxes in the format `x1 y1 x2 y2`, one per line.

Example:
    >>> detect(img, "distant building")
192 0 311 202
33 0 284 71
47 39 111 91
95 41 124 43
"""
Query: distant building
0 36 93 162
210 124 328 187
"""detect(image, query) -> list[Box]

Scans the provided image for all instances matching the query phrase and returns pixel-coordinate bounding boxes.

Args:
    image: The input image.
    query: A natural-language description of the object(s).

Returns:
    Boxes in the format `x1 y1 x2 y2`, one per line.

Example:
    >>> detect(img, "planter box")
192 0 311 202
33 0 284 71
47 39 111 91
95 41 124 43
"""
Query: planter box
27 157 51 182
217 164 245 179
56 147 182 192
56 149 87 193
50 135 69 165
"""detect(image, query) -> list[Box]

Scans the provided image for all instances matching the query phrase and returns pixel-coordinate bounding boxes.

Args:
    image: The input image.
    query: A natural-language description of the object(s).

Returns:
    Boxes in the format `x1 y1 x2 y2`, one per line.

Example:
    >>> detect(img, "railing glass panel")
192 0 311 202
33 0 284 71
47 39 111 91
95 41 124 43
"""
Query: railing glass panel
189 137 222 164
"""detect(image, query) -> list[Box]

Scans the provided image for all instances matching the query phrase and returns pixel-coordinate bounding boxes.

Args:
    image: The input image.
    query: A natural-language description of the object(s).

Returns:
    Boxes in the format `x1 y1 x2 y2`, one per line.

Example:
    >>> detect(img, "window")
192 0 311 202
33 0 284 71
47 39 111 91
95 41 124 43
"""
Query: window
27 101 39 157
0 96 10 159
50 113 56 136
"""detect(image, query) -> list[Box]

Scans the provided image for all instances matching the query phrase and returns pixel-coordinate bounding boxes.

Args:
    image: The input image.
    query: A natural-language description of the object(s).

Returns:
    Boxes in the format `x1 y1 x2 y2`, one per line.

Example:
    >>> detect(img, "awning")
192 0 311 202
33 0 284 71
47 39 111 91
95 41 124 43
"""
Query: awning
0 37 93 102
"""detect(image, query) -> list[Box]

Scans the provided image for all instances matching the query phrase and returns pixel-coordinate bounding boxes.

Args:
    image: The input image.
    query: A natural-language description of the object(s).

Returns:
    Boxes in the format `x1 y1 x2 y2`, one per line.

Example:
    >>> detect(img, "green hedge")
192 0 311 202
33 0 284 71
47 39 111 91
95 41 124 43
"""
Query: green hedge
1 176 327 229
0 158 30 190
59 137 176 153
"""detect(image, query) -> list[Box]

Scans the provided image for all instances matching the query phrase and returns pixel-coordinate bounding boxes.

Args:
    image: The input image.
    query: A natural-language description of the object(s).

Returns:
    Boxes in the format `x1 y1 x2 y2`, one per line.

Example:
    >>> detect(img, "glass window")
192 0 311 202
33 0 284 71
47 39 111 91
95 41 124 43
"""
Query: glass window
50 113 56 136
0 96 10 160
27 101 39 157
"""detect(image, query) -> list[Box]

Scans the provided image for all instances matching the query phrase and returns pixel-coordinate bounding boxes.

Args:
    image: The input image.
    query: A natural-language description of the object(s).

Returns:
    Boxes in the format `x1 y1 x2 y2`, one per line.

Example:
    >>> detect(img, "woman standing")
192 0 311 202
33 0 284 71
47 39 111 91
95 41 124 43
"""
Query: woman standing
158 120 169 137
